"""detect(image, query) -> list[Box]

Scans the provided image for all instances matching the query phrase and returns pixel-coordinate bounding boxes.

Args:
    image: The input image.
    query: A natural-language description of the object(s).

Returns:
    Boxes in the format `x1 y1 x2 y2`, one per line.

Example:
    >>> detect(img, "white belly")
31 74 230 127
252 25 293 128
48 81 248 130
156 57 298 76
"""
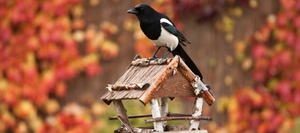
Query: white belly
151 27 179 51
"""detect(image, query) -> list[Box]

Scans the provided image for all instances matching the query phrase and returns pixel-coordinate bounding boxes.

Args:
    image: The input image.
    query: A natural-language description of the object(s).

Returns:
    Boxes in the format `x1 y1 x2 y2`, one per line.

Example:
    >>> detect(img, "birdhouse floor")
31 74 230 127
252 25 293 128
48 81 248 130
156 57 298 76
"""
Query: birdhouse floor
154 131 207 133
114 125 208 133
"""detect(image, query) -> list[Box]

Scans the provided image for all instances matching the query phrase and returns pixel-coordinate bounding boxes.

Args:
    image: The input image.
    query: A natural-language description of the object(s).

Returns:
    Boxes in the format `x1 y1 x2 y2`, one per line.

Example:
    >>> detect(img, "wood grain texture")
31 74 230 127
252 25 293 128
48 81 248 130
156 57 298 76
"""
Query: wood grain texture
151 70 198 98
113 100 132 128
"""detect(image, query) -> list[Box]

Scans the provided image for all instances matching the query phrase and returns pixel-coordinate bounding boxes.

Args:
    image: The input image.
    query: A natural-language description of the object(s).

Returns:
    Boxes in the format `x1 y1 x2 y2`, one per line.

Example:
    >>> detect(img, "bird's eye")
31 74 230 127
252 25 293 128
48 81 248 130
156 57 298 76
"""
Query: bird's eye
136 7 144 11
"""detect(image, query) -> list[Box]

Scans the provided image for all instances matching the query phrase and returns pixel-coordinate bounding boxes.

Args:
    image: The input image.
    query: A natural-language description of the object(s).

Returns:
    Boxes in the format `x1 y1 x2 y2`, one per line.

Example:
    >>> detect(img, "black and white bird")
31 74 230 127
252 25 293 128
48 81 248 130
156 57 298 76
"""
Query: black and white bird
127 4 203 80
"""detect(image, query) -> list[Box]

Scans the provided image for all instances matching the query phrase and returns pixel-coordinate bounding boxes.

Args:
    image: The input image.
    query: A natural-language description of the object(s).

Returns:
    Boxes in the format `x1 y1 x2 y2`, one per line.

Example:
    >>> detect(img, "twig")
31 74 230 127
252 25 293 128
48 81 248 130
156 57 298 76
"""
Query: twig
145 116 212 123
117 116 134 133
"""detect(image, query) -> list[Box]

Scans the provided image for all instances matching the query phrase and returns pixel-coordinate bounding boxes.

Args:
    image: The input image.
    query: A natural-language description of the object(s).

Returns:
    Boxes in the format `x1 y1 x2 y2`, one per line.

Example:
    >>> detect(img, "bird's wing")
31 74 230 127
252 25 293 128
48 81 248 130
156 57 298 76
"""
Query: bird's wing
161 22 191 45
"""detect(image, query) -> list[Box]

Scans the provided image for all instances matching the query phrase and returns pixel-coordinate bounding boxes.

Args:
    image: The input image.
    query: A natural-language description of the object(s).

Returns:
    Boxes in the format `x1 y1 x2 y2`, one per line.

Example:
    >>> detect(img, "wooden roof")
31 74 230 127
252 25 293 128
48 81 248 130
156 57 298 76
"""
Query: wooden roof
101 55 201 105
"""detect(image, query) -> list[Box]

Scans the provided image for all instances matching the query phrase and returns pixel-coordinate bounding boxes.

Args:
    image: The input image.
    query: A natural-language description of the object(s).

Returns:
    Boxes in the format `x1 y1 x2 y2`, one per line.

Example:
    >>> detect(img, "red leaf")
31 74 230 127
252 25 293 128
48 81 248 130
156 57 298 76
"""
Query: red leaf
293 90 300 104
278 50 292 67
252 44 267 59
276 13 288 27
294 70 300 83
252 70 266 83
280 0 295 9
6 68 22 83
85 63 102 77
22 86 36 101
54 82 67 97
3 90 19 108
249 112 260 130
275 80 291 102
276 28 288 42
293 16 300 29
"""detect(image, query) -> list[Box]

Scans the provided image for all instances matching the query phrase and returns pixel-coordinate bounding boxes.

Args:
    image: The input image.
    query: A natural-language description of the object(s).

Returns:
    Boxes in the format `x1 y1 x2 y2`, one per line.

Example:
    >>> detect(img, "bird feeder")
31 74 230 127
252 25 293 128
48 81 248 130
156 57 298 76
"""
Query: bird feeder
101 55 215 133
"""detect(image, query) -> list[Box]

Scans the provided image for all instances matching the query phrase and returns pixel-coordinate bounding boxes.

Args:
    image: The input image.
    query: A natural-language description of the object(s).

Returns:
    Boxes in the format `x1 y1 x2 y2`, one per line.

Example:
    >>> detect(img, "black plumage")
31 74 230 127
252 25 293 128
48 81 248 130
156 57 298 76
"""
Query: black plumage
127 4 203 80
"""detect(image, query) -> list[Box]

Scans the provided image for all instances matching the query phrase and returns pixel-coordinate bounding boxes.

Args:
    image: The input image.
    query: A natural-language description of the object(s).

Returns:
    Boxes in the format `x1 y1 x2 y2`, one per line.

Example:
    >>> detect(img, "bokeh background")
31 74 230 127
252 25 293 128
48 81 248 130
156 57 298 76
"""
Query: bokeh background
1 0 300 132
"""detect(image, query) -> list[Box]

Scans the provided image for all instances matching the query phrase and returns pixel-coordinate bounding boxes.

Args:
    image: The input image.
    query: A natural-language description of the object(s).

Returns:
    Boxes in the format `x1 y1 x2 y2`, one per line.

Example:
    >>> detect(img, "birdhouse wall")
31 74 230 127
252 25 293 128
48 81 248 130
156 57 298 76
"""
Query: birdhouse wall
151 69 198 98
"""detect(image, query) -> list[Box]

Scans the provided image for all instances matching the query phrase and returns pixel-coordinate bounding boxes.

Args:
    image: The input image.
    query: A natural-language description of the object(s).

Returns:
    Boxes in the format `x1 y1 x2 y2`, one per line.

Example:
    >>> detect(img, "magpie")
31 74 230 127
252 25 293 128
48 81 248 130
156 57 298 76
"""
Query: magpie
127 4 203 80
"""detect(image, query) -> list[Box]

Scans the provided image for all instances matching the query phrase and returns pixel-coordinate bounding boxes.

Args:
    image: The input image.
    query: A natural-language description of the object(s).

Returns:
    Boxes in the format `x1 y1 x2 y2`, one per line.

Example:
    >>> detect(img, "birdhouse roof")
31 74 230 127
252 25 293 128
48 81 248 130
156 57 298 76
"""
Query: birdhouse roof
101 55 201 105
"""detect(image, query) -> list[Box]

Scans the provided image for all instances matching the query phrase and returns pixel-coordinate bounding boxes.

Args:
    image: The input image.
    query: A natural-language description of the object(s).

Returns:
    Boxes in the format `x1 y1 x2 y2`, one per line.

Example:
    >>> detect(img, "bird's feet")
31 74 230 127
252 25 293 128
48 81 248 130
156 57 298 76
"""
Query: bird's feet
161 50 171 59
147 56 159 61
161 55 167 59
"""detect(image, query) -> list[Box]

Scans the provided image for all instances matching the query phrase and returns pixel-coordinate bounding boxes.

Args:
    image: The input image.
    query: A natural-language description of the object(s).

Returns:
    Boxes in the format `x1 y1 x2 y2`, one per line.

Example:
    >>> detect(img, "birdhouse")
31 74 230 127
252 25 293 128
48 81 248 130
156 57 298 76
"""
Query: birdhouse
101 55 215 133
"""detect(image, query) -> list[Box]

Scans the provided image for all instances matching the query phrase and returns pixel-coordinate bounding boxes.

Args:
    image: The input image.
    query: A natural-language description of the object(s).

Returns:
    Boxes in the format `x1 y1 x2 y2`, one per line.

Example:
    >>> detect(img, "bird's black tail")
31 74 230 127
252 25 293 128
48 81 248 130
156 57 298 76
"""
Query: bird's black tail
172 45 203 80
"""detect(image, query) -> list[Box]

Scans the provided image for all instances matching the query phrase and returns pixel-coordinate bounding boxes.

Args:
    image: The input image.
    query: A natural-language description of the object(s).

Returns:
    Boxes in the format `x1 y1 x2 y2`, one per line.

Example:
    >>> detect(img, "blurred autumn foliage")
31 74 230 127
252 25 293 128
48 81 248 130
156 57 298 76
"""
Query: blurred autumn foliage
213 0 300 132
0 0 119 132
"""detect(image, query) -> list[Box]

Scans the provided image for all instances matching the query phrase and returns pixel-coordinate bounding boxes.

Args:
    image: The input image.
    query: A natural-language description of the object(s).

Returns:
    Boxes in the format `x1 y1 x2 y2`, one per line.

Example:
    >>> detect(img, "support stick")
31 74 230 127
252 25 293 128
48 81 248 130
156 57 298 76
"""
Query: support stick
145 116 212 123
189 98 204 131
117 116 134 133
109 112 197 120
160 97 169 129
150 99 164 132
113 100 132 129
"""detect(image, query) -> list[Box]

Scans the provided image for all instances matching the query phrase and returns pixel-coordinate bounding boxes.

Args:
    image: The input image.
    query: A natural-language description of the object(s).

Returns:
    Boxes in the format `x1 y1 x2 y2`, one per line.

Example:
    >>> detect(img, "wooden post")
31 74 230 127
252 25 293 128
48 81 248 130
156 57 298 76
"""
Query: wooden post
113 100 132 129
150 98 164 132
189 98 203 131
160 97 169 129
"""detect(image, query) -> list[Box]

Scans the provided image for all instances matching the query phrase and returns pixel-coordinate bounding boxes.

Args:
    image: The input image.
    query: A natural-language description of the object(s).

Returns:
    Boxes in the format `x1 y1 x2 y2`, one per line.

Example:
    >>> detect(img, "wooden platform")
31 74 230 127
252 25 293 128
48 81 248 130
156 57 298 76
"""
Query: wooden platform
154 131 207 133
114 125 208 133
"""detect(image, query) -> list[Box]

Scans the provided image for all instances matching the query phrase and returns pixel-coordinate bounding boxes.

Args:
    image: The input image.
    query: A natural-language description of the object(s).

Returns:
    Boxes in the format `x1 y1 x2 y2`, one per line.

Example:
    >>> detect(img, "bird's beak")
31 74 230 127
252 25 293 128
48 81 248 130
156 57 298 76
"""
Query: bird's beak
127 8 138 14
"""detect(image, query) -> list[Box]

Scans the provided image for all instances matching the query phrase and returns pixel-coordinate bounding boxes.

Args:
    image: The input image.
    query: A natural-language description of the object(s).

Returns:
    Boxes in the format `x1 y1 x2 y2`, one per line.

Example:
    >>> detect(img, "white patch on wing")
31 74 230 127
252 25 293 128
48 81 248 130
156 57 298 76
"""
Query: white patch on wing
160 18 173 25
150 18 178 51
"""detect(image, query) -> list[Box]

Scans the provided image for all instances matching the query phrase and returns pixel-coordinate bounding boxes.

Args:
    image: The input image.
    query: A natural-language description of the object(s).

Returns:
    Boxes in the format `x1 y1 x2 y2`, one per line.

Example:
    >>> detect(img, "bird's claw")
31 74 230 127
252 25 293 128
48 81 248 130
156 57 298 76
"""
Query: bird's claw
148 56 159 60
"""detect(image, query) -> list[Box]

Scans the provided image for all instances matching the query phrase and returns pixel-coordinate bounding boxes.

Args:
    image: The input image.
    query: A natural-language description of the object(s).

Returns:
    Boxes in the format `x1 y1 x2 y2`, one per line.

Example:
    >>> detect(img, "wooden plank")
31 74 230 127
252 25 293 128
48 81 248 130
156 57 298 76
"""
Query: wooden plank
131 90 144 99
107 91 117 101
154 131 208 133
113 100 132 129
115 91 129 100
177 56 215 105
138 65 156 83
151 71 198 98
113 125 208 133
140 57 179 104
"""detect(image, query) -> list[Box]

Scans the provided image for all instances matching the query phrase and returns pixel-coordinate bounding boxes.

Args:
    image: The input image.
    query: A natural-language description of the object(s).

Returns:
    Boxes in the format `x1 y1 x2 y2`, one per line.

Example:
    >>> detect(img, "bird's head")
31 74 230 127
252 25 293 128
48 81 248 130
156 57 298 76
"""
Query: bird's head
127 4 156 17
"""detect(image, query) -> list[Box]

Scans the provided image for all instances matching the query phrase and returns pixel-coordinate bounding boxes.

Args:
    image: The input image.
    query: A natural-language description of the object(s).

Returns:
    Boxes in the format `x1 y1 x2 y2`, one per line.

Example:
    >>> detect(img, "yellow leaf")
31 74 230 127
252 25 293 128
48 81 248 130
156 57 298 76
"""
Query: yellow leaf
72 30 85 42
89 0 100 6
100 21 118 34
234 41 246 54
44 99 60 115
217 96 229 113
91 102 107 117
71 4 84 18
225 55 234 65
15 122 28 133
28 117 43 132
13 100 37 119
100 40 119 60
82 53 99 67
242 57 253 71
224 75 233 86
225 33 233 42
0 79 8 91
249 0 258 9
